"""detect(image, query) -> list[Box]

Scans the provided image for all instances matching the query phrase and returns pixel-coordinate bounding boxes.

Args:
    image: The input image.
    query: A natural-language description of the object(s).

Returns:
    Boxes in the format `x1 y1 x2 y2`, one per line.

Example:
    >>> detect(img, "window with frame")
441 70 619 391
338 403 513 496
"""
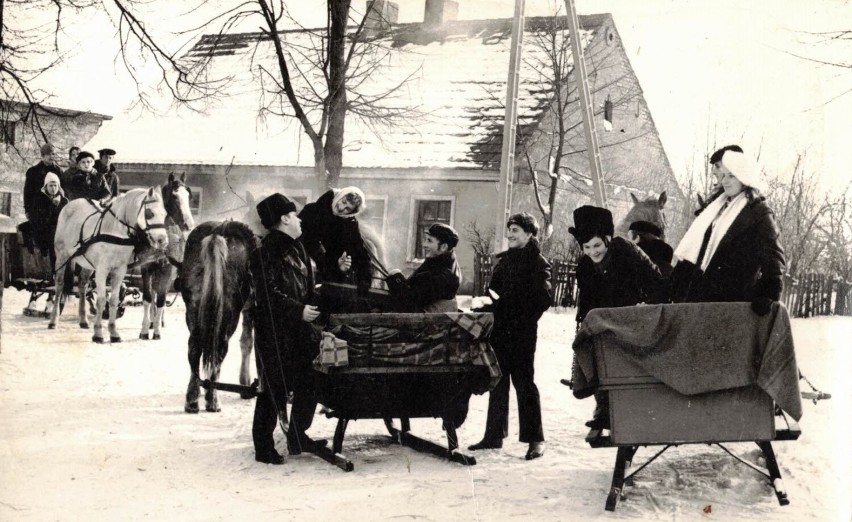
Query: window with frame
413 198 453 259
0 191 12 215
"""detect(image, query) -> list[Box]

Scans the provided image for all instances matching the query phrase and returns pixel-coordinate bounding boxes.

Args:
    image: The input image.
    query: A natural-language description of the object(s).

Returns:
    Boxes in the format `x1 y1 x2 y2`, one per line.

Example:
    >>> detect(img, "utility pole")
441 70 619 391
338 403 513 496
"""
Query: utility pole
564 0 607 207
494 0 525 251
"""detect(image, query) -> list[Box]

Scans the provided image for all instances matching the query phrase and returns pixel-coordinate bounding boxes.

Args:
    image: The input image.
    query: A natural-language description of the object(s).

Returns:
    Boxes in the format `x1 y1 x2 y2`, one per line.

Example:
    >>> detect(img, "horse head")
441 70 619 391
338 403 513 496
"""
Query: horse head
617 191 668 241
163 172 195 232
130 187 170 250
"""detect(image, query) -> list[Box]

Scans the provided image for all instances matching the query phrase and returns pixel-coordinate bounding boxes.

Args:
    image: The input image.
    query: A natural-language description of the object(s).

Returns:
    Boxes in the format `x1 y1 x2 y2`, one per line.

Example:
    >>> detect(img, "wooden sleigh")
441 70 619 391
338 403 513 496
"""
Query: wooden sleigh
309 311 499 472
572 303 803 511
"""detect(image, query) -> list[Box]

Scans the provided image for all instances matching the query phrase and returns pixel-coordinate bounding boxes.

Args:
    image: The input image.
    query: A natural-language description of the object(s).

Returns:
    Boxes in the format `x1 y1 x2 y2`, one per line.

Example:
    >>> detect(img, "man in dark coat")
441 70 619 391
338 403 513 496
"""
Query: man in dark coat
94 148 120 197
386 223 462 312
298 187 372 289
627 220 674 278
66 151 111 202
250 193 324 465
23 143 62 220
29 172 68 270
469 212 552 461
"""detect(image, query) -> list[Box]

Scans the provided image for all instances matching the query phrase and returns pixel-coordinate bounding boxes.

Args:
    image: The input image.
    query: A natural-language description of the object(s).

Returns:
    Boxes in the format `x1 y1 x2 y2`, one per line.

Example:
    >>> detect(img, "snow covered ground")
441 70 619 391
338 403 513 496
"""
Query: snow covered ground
1 289 850 521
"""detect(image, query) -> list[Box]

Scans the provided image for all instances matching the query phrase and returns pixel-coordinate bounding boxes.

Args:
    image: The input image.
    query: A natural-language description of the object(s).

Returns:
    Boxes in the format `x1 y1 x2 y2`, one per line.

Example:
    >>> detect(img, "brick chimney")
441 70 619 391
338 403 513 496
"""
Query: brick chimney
366 0 400 33
424 0 458 26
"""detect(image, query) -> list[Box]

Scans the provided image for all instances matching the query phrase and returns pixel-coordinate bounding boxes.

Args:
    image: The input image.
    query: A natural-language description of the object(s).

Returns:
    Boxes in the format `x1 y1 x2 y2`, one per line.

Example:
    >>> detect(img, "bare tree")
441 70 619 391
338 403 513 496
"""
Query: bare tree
3 0 417 189
515 7 652 244
786 29 852 103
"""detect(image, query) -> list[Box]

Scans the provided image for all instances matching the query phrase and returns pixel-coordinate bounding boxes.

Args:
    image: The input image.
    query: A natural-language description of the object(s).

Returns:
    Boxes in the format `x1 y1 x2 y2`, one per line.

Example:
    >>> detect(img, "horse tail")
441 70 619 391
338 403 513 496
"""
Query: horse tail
198 234 228 375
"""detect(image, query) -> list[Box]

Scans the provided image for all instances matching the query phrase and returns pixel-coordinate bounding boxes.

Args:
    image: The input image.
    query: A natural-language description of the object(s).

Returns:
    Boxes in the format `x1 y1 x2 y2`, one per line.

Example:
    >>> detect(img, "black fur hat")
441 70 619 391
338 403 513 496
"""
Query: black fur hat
427 223 459 248
257 193 297 229
507 212 539 236
629 220 663 238
569 205 614 244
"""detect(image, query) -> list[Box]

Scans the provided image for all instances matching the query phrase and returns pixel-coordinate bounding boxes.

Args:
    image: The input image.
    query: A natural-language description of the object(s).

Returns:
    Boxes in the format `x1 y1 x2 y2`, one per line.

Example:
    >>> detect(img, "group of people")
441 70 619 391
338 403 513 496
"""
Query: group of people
22 143 120 268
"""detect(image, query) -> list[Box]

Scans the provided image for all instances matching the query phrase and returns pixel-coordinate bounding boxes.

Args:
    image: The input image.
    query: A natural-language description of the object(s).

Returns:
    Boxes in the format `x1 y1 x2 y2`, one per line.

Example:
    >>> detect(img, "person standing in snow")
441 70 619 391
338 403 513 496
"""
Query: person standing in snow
468 212 551 461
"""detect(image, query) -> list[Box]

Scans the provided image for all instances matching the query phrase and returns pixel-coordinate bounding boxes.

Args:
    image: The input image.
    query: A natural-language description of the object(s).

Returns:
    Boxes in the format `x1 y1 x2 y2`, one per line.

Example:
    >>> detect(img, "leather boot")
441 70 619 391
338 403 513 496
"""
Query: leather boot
468 437 503 451
525 441 545 460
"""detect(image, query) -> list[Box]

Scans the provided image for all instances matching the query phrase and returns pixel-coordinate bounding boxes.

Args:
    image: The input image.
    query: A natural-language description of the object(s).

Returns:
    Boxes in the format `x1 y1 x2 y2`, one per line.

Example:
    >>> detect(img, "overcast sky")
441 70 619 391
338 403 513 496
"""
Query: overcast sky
33 0 852 194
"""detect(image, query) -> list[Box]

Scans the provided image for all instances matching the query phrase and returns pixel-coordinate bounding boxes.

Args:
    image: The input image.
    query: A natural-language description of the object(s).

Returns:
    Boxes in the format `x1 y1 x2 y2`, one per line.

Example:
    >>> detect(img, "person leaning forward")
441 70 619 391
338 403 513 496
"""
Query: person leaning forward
469 212 552 460
385 223 462 312
249 193 326 465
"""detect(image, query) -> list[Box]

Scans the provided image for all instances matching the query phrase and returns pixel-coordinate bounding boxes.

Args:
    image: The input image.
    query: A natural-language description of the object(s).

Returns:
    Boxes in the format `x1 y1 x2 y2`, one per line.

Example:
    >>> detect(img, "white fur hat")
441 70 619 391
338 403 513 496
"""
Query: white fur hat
721 151 767 194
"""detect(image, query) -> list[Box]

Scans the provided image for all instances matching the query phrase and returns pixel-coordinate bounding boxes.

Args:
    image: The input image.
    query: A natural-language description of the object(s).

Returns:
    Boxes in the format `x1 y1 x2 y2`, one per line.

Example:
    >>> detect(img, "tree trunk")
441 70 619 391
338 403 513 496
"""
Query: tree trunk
323 0 351 189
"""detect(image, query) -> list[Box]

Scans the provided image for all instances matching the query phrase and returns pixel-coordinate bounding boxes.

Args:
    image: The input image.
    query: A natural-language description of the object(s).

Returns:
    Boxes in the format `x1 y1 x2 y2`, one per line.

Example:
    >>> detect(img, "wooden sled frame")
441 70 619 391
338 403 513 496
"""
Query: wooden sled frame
585 414 802 511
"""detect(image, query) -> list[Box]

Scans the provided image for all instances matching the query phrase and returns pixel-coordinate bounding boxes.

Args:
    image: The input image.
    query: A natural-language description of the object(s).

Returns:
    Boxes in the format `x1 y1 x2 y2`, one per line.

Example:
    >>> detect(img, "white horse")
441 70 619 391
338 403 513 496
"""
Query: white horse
49 188 170 343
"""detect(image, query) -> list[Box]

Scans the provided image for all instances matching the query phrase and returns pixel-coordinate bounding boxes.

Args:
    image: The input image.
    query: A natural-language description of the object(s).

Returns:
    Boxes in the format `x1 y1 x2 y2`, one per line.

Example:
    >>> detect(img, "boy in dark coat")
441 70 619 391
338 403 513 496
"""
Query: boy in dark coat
250 193 325 465
94 148 120 198
66 151 111 202
386 223 462 312
29 172 68 270
298 187 372 290
571 206 667 429
469 212 552 461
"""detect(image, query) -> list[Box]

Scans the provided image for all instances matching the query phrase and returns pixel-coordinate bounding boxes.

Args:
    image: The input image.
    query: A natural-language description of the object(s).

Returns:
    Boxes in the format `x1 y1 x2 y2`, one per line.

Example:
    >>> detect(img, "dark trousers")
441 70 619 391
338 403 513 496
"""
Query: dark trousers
483 343 544 443
252 376 318 455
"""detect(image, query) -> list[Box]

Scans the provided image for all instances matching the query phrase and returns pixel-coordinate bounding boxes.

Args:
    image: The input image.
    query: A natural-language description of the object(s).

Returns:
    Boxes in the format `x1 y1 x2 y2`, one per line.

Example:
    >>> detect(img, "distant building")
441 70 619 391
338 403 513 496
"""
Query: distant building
0 100 111 220
91 2 681 291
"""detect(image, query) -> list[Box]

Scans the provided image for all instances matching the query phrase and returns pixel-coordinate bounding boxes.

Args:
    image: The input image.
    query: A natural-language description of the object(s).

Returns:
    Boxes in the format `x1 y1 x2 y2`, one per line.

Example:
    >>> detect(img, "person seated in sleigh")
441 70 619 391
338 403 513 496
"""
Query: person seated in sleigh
65 151 112 204
385 223 462 313
29 173 68 271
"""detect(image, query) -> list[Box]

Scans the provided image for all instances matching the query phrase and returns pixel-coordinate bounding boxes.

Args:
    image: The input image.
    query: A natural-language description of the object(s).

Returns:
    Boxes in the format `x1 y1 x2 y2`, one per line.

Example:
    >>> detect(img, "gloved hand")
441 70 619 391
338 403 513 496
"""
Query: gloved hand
751 297 773 316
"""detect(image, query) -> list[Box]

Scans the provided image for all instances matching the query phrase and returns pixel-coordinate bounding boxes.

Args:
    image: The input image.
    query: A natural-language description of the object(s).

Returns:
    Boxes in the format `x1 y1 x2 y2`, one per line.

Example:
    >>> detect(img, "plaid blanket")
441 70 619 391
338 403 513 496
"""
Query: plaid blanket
314 312 501 392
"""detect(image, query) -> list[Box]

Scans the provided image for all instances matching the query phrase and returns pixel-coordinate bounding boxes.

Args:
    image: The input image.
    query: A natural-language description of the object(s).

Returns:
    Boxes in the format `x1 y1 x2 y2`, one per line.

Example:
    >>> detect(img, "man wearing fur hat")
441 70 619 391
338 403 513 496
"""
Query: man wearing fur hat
386 223 462 312
29 172 68 270
23 143 62 221
469 212 551 460
671 147 785 312
250 193 325 465
298 187 372 290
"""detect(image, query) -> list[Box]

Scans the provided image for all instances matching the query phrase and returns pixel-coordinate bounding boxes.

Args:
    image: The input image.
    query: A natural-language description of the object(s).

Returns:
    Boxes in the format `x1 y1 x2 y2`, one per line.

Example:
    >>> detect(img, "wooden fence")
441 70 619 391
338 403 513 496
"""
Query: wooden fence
474 253 852 318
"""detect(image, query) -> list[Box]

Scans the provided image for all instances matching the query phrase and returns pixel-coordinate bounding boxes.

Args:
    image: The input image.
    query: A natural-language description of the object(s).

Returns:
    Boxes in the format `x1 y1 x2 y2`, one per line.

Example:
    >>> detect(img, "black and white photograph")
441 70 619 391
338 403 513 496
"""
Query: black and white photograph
1 0 850 520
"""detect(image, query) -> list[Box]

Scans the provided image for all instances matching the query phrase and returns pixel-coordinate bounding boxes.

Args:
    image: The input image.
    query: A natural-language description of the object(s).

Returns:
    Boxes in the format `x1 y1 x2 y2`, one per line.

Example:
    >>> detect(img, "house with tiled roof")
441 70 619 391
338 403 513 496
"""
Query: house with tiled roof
90 1 682 291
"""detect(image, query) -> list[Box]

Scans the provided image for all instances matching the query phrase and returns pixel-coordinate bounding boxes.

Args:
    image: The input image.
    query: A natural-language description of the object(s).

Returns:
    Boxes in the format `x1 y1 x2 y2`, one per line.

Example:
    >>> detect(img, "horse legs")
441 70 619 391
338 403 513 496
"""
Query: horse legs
78 269 92 329
238 305 254 397
48 261 66 329
204 357 222 413
91 269 108 343
151 292 167 340
185 324 203 413
140 271 153 340
106 267 127 343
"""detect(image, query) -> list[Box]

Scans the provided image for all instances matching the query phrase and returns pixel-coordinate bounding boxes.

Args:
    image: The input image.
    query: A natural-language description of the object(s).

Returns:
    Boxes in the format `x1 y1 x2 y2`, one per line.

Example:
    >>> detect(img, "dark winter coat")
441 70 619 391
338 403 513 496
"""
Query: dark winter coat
386 250 462 312
636 237 674 278
485 239 552 355
298 189 372 287
94 160 120 197
575 236 667 324
66 169 111 201
23 161 62 217
671 196 785 303
29 189 68 253
250 230 320 408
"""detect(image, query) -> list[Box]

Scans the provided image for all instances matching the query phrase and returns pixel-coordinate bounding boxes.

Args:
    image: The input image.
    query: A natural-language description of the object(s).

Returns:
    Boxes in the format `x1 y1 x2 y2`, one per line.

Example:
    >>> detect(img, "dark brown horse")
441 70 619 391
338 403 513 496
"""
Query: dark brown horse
181 221 256 413
139 173 195 340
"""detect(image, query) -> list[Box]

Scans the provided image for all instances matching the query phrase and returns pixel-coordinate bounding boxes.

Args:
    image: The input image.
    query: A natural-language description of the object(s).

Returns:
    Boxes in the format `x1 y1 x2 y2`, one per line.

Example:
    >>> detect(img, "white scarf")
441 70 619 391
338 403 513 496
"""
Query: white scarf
673 192 748 271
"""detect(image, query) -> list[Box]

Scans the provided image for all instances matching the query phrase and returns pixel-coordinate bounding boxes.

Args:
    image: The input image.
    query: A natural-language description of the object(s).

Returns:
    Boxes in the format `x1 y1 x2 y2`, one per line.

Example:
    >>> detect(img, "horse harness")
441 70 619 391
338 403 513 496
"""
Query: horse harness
56 196 166 274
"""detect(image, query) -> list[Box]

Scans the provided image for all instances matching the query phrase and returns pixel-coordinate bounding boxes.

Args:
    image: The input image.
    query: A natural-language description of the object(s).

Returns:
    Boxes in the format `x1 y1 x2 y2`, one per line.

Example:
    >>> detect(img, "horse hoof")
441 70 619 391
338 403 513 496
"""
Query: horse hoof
139 333 149 340
79 323 89 329
152 333 161 340
184 403 199 414
110 336 122 343
206 405 221 413
92 336 104 344
47 323 56 330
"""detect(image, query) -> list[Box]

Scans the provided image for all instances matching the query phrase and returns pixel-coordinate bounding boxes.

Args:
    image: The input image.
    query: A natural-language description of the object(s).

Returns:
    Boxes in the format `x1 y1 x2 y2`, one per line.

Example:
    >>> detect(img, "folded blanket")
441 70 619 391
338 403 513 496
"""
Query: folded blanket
572 302 802 421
